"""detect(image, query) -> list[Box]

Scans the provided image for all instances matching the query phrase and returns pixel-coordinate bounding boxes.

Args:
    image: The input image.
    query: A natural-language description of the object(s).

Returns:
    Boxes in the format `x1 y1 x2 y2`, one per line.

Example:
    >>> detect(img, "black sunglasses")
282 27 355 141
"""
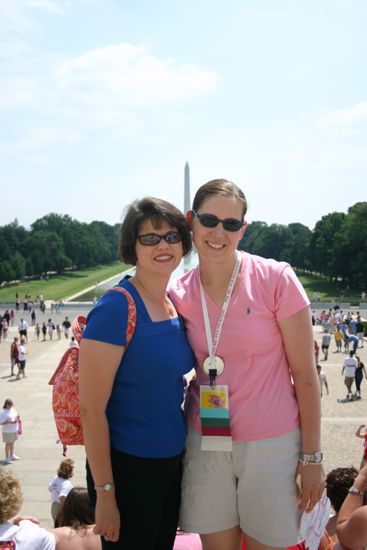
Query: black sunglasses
192 210 244 232
137 231 182 246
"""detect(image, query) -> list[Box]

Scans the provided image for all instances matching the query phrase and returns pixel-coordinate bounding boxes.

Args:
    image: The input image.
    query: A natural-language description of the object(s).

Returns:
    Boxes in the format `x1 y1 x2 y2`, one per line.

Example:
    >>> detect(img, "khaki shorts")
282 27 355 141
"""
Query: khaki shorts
2 431 18 443
180 427 302 547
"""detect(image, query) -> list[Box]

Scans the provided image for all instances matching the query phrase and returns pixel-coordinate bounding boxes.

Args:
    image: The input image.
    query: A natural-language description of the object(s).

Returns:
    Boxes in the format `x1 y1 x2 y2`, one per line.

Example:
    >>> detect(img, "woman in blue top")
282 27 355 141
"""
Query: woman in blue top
79 197 195 550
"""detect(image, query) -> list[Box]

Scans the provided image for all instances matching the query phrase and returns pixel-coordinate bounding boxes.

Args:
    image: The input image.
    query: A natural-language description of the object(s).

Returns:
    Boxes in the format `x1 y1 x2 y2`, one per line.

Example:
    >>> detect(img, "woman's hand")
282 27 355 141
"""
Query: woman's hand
94 493 120 543
11 515 40 525
297 462 325 512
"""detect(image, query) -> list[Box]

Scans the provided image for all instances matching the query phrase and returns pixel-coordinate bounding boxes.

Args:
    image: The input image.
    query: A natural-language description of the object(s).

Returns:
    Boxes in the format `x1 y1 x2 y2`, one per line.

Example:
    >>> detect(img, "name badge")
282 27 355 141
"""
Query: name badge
200 385 232 451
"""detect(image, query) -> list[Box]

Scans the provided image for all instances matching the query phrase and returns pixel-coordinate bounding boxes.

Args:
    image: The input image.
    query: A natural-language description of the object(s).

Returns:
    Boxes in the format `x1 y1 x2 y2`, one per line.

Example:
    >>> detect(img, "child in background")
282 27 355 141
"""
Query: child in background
35 323 41 341
355 424 367 469
48 458 74 526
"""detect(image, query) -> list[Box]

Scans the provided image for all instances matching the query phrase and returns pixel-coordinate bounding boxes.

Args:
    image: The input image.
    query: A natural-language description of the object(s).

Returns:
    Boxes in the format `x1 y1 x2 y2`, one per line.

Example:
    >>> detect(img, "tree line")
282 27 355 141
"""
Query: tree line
0 202 366 287
0 213 120 283
240 201 367 289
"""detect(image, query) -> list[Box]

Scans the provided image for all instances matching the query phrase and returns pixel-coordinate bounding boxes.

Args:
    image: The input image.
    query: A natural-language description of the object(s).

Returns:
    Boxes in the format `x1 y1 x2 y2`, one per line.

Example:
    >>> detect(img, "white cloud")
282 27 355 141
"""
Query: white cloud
0 125 81 162
24 0 70 14
56 43 219 106
316 100 367 127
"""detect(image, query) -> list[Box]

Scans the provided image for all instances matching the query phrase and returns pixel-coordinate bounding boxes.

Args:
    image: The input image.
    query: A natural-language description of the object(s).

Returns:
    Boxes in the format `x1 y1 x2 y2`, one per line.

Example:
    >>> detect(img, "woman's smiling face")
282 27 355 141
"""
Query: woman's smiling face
190 194 247 264
135 218 183 276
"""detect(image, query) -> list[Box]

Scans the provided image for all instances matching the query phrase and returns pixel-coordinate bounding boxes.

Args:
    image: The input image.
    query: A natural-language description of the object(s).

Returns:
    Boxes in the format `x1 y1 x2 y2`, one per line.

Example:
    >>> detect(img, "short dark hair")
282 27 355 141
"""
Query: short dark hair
326 466 358 512
57 487 95 529
192 179 248 218
119 197 192 265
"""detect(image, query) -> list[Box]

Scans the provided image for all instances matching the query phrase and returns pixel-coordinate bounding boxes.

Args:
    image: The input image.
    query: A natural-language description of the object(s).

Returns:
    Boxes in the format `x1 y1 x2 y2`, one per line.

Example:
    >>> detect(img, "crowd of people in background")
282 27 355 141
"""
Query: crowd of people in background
312 306 366 401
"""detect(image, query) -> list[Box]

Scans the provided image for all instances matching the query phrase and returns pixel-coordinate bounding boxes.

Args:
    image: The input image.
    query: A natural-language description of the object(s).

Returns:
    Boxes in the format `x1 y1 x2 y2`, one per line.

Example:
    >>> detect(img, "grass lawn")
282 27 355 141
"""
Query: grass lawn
298 273 363 304
0 262 129 303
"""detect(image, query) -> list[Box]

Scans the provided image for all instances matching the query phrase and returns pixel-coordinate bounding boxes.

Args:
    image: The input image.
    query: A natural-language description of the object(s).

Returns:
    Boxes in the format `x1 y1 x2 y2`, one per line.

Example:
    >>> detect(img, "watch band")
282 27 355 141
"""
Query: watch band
348 485 366 496
94 482 114 492
299 451 323 465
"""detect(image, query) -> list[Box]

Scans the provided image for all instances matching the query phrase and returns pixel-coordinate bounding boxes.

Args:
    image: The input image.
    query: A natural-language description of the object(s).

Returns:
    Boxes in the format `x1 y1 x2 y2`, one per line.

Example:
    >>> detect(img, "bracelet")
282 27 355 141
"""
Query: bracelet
348 486 366 496
94 482 114 492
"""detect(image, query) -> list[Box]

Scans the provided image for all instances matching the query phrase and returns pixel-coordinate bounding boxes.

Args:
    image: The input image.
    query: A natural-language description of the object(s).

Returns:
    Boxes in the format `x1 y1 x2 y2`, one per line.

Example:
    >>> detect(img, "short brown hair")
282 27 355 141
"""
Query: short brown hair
192 179 248 218
57 458 74 479
57 487 95 529
0 469 23 522
119 197 192 265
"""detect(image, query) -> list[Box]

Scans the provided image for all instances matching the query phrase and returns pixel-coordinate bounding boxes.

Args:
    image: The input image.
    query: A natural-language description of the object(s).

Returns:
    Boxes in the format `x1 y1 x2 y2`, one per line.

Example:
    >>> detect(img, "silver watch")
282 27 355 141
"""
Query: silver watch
94 482 114 492
348 486 365 496
299 451 323 464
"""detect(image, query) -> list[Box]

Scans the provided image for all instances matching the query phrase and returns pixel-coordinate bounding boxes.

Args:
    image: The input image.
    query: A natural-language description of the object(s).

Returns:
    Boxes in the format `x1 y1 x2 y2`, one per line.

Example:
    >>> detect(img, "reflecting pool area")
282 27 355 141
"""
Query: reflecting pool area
75 252 198 302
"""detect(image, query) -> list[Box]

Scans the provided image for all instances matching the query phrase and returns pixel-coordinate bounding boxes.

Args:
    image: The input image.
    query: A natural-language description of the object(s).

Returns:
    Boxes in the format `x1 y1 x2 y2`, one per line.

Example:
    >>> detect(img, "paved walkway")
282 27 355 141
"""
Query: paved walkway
0 306 366 527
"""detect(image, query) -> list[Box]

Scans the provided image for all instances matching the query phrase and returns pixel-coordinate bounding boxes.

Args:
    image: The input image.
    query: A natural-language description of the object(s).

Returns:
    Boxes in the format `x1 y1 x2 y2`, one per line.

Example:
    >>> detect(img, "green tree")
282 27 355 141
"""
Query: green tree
309 212 345 279
11 251 26 279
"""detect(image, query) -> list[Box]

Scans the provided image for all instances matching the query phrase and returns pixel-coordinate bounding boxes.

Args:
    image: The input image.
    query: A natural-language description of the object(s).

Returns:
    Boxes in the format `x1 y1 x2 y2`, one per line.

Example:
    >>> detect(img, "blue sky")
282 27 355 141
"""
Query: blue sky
1 0 366 229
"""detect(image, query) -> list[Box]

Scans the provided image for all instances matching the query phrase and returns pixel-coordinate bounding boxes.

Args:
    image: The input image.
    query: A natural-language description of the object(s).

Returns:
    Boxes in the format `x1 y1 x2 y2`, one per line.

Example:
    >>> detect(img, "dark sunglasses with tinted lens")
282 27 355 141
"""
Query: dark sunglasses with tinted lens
192 210 244 232
137 231 182 246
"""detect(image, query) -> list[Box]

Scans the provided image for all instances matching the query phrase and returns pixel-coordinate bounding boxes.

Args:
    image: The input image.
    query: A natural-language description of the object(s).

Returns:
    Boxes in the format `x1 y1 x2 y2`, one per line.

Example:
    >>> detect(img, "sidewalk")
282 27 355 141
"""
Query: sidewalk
0 307 366 527
0 307 91 527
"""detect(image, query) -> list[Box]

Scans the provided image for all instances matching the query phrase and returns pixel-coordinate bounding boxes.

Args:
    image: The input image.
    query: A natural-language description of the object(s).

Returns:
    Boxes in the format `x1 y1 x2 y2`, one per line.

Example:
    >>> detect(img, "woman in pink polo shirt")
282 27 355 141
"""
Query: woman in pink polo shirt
170 179 325 550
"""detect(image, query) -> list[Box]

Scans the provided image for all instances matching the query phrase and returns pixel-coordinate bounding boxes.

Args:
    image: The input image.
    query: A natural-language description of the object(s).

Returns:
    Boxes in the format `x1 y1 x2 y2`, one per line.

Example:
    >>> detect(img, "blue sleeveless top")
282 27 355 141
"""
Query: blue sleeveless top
83 277 195 458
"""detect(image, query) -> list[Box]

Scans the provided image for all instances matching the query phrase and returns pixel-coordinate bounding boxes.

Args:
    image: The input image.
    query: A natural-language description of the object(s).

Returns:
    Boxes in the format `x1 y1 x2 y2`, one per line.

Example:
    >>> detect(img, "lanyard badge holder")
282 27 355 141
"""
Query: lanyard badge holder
199 253 241 451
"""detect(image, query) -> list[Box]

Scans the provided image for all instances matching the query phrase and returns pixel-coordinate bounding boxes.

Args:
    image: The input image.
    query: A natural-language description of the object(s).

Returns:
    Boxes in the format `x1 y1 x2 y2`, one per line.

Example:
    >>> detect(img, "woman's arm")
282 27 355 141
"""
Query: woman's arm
79 338 124 543
336 463 367 548
278 307 325 512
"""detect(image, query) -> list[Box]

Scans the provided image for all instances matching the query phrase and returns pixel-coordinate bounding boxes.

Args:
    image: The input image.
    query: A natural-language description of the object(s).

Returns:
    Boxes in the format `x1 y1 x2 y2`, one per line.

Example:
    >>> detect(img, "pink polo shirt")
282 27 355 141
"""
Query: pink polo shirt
169 251 310 442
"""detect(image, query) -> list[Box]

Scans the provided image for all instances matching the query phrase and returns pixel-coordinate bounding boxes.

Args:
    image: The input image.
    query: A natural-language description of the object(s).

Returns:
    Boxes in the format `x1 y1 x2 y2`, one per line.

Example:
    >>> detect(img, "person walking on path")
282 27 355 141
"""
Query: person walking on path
79 197 194 548
321 329 331 361
18 318 28 343
48 458 74 526
334 326 344 353
17 338 27 379
169 179 324 550
62 316 71 339
47 319 55 340
317 365 329 397
1 318 9 341
42 322 47 341
356 316 365 348
342 350 358 400
0 399 20 464
314 340 320 364
10 336 19 377
354 356 366 399
355 425 367 469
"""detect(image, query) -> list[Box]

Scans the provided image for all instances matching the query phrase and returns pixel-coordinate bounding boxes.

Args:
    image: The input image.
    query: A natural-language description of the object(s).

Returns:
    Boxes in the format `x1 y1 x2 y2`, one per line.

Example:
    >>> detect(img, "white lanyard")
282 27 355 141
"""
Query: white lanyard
199 252 241 369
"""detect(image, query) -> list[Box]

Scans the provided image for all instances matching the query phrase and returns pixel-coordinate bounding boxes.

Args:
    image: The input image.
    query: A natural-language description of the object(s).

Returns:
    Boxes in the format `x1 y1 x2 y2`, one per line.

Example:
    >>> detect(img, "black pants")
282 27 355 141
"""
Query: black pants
87 447 182 550
355 371 363 392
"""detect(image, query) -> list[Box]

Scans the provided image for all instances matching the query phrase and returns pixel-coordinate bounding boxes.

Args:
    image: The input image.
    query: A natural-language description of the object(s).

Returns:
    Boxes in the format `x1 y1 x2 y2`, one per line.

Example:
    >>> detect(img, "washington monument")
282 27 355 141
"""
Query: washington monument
184 162 190 213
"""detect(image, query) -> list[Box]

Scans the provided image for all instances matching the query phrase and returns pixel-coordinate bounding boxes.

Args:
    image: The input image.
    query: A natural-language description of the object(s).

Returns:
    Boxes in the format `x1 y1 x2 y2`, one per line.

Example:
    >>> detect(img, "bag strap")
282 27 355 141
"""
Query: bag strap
105 286 137 347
